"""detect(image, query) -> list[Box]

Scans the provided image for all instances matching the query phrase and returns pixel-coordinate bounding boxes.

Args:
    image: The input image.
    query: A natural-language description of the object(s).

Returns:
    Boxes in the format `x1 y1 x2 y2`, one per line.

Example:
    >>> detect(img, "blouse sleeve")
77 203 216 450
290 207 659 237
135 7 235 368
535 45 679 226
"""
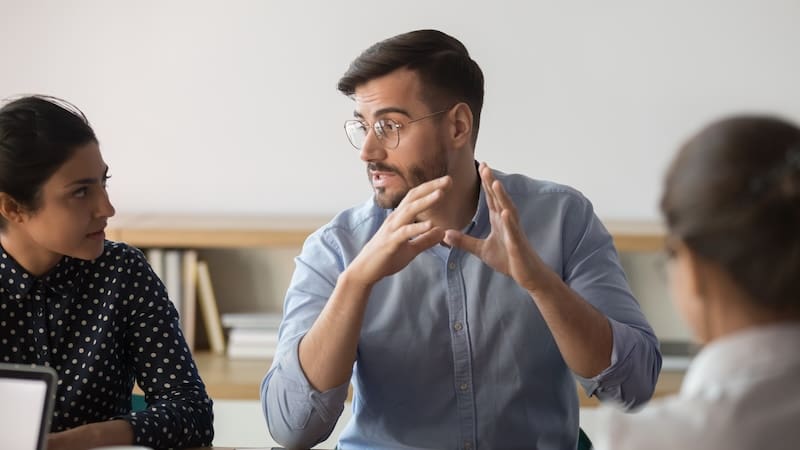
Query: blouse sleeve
116 246 215 448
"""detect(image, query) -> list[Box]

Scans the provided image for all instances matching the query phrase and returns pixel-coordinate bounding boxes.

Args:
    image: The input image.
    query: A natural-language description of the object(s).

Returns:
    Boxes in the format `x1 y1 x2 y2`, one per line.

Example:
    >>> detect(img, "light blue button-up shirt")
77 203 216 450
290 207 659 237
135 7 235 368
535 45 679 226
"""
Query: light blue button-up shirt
262 169 661 450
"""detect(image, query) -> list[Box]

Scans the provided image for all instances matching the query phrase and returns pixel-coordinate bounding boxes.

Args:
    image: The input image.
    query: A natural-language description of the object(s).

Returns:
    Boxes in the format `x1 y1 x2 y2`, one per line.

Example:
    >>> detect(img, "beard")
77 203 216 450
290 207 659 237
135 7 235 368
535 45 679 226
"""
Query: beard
369 143 449 209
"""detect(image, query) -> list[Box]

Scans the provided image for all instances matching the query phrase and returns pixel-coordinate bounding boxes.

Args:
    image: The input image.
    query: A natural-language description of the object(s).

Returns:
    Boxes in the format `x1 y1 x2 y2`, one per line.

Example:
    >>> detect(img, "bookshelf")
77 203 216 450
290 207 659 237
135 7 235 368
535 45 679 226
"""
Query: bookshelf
108 215 665 252
111 214 670 402
106 214 330 249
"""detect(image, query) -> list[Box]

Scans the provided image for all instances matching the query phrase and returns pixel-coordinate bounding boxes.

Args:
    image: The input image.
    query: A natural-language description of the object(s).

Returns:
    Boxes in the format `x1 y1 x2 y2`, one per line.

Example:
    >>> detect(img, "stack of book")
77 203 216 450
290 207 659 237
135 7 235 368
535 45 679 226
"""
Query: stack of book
659 340 699 371
146 248 226 354
222 312 283 360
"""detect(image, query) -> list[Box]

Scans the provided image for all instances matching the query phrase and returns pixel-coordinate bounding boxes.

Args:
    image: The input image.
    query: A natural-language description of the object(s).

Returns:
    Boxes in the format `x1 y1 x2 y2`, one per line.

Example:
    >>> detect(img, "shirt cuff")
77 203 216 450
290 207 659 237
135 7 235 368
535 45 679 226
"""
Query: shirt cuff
278 338 350 423
574 317 635 399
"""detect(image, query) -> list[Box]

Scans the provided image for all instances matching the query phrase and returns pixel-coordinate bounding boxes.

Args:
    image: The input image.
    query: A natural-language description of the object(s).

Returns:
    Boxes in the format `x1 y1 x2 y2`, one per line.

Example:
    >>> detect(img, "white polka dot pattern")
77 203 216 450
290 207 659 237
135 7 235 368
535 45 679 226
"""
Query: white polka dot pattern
0 241 214 448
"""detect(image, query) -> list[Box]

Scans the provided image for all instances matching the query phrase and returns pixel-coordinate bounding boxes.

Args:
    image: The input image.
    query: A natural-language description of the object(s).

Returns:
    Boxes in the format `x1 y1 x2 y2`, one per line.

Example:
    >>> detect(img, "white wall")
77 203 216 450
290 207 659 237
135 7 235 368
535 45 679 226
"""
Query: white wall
2 0 799 220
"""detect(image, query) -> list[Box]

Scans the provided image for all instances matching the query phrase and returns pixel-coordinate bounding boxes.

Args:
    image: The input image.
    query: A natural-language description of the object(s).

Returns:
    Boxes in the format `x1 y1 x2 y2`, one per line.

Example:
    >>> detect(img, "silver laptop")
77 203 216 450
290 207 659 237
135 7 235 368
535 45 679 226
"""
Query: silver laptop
0 363 57 450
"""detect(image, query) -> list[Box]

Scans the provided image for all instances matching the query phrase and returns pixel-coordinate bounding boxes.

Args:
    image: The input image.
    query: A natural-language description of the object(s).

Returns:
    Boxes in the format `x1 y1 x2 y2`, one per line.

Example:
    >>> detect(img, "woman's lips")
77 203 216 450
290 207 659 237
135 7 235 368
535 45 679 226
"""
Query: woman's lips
86 230 105 240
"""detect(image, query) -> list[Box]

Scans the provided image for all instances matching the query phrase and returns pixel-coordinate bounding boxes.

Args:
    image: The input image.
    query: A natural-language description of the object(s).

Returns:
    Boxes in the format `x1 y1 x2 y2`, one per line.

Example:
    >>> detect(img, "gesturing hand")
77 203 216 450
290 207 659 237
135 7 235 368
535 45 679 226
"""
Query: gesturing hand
348 175 452 287
443 162 549 293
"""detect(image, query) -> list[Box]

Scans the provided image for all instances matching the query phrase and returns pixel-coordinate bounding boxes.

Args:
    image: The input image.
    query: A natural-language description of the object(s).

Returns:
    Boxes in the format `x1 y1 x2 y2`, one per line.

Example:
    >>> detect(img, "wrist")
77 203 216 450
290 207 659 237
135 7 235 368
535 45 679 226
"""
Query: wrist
340 265 376 291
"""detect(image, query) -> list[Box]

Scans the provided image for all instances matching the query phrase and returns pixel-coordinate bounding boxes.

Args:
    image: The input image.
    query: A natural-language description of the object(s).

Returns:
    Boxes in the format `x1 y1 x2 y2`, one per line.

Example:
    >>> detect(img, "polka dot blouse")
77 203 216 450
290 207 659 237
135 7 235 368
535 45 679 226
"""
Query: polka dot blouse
0 241 214 449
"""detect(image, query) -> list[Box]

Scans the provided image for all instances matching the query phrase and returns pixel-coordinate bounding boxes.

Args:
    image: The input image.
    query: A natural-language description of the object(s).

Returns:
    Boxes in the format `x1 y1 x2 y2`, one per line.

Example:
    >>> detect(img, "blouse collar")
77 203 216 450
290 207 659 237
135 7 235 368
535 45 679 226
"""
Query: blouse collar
0 247 81 300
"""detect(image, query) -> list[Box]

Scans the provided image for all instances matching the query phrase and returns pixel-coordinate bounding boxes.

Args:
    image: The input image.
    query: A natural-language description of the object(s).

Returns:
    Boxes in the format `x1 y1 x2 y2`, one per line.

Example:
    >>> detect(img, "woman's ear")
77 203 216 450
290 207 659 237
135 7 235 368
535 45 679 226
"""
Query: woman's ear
449 103 473 148
0 193 26 225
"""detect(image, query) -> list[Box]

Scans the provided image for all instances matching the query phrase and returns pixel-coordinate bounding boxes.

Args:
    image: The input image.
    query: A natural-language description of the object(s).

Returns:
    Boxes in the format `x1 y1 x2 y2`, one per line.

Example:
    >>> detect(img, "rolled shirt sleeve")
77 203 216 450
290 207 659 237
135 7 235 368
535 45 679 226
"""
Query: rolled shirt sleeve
262 337 350 449
261 226 357 448
558 194 662 409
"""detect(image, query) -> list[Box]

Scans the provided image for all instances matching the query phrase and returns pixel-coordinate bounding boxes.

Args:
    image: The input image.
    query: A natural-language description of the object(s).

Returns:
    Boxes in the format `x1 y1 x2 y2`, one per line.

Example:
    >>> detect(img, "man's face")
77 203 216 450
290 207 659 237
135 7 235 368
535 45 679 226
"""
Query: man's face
352 68 450 209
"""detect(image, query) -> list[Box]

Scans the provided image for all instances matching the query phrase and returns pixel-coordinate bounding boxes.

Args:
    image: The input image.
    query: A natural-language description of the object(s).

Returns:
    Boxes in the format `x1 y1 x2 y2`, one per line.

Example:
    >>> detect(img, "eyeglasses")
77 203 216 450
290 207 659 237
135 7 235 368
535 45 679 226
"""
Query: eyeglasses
343 107 451 151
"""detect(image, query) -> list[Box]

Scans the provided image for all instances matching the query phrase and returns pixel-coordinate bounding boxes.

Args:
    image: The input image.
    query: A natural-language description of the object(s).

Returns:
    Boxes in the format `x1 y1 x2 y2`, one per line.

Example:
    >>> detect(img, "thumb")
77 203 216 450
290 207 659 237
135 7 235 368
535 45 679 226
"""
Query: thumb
444 229 482 255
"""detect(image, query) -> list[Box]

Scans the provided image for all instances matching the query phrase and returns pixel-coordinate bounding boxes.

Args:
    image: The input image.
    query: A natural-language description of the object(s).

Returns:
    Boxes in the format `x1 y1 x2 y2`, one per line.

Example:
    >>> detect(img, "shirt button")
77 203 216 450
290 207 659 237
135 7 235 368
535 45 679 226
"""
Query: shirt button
453 321 463 331
460 383 468 391
448 262 457 270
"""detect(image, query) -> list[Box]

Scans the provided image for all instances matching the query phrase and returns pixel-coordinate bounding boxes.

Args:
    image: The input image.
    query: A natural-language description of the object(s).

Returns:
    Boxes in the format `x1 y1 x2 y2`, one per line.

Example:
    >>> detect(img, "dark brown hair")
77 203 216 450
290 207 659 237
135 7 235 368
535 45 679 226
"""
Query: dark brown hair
337 29 484 146
661 115 800 312
0 95 96 229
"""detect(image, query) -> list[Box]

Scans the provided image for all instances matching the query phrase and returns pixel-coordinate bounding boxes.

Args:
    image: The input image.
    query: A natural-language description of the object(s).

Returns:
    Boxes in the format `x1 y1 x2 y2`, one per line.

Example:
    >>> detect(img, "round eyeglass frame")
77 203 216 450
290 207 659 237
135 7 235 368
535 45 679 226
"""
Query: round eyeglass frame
343 107 452 151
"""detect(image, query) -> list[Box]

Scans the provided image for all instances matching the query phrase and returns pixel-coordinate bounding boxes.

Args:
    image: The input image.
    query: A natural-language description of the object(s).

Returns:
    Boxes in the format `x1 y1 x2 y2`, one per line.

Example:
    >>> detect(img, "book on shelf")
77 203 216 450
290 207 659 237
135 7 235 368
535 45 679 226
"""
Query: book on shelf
223 312 282 360
660 340 699 371
146 248 165 283
226 327 279 360
144 248 200 350
164 249 183 316
197 260 226 354
221 312 283 329
181 250 199 349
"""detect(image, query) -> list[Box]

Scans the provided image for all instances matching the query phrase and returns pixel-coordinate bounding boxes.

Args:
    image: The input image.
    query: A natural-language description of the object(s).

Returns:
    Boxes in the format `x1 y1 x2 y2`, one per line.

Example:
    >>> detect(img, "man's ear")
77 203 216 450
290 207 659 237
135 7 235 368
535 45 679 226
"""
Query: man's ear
449 103 473 148
0 192 27 225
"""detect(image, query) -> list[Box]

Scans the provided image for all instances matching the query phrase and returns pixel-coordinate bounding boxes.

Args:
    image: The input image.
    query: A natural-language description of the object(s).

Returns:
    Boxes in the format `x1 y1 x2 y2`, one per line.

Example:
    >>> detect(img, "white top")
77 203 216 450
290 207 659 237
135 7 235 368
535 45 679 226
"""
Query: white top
591 323 800 450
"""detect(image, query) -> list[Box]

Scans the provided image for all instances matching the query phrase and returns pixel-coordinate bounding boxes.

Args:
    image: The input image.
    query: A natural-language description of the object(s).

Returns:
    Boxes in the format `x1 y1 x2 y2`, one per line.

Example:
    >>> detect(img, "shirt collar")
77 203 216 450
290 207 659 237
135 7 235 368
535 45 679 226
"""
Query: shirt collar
0 247 80 300
468 160 491 238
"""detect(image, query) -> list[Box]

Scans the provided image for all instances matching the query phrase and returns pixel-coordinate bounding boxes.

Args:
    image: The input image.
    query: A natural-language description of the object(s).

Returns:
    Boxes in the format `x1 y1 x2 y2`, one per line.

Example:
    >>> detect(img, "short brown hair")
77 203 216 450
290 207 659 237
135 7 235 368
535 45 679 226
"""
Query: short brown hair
337 29 484 146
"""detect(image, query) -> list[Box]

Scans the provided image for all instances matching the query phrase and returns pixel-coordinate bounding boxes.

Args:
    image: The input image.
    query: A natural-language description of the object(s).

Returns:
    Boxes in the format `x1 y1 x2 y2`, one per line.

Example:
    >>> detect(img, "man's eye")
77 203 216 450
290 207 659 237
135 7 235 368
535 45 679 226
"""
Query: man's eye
379 120 398 132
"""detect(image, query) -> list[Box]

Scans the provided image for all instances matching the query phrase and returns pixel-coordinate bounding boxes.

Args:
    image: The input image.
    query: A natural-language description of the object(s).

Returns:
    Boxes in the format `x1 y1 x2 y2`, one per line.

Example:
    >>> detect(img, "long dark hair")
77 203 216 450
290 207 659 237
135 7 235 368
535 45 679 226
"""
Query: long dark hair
661 115 800 312
0 95 96 229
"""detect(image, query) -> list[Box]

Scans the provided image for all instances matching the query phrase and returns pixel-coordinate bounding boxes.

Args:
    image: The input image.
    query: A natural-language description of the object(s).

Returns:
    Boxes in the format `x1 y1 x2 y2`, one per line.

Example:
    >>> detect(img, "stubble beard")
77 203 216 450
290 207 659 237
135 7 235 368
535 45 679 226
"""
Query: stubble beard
371 145 449 209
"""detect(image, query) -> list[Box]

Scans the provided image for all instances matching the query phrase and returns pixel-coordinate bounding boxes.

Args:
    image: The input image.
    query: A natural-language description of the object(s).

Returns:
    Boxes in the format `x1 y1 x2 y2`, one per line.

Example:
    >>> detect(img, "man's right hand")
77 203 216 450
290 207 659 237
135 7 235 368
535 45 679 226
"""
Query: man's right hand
345 175 452 287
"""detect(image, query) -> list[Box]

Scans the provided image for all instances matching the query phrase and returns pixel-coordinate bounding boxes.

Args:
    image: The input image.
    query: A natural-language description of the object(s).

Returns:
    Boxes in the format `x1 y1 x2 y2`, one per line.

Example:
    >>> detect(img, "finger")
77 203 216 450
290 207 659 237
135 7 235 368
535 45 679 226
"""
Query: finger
390 186 446 227
408 227 446 251
490 179 518 221
399 175 452 206
479 163 499 212
394 220 436 242
500 208 530 255
443 229 483 256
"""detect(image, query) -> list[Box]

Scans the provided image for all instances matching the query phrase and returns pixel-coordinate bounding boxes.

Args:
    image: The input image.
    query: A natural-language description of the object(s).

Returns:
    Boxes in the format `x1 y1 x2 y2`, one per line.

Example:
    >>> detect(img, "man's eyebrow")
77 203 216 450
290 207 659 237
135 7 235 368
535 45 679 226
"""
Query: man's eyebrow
354 107 411 119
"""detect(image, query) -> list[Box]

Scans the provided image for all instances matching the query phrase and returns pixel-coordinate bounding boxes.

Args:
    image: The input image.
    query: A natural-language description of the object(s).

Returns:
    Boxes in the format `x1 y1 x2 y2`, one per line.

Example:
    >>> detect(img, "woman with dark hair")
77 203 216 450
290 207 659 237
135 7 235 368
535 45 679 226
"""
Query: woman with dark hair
0 96 214 449
593 116 800 449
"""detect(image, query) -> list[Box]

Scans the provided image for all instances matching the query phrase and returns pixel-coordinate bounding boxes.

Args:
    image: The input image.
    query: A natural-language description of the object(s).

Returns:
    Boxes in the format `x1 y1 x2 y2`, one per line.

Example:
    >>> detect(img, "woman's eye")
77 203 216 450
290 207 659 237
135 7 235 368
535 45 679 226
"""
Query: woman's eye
73 187 88 198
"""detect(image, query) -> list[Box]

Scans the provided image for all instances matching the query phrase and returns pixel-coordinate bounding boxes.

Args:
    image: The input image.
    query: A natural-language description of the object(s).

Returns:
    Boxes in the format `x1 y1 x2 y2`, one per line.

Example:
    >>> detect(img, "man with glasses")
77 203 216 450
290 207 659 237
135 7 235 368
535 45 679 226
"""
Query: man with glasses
261 29 661 450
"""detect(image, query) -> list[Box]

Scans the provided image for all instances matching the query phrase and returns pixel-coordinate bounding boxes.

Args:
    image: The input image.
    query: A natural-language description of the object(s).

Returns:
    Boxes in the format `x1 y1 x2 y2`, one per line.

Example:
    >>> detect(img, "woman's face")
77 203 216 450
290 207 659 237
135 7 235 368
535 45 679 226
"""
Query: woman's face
668 242 710 344
13 141 115 273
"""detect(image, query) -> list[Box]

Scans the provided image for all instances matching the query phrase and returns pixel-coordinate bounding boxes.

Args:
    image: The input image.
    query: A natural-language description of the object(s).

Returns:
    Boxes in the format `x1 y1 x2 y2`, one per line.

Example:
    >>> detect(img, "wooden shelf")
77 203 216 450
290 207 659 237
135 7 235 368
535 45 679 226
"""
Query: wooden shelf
107 214 329 248
108 214 665 252
193 352 272 400
605 220 666 253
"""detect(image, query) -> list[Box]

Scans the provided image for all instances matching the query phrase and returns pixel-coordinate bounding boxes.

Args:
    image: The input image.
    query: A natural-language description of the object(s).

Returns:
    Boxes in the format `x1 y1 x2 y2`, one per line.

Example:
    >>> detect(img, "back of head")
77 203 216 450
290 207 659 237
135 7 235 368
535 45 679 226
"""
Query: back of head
337 29 485 145
661 115 800 313
0 95 96 229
